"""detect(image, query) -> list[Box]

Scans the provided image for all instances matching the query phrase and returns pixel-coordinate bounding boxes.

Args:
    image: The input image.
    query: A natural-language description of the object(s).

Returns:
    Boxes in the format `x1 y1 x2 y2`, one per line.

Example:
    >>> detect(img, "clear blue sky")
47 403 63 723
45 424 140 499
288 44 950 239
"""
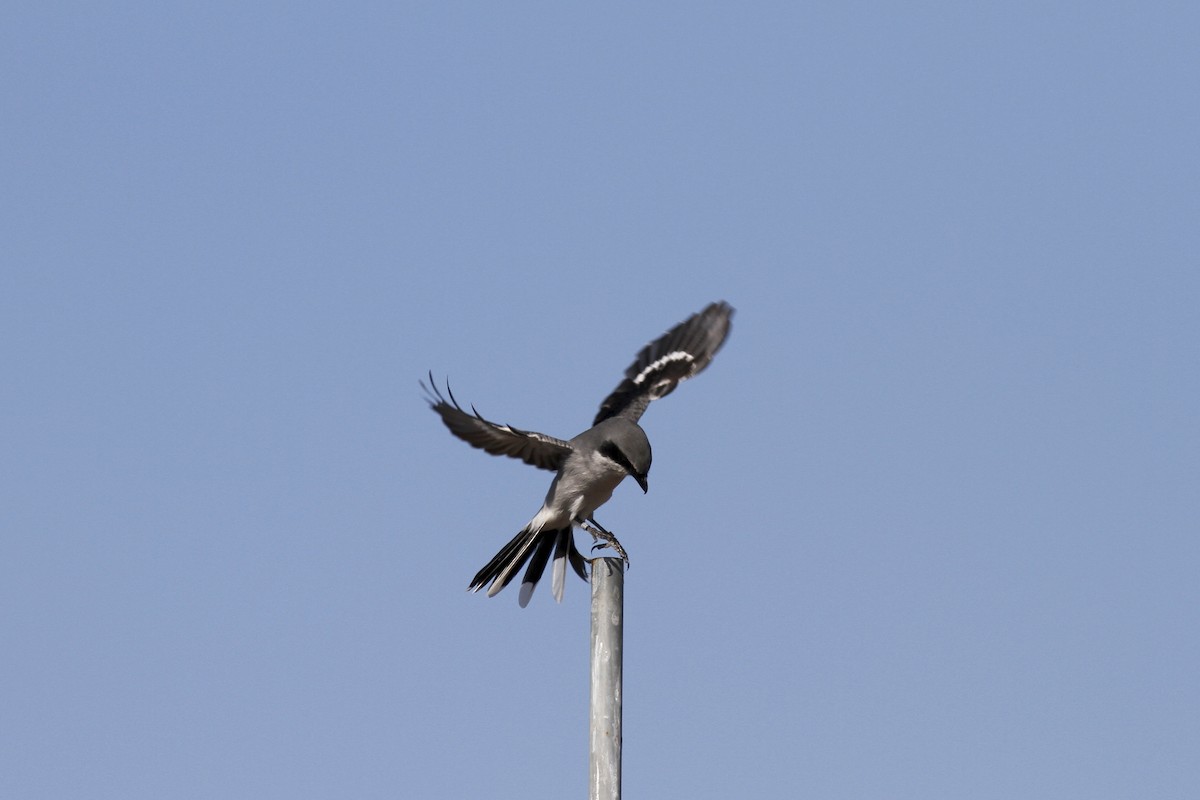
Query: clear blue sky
3 3 1197 798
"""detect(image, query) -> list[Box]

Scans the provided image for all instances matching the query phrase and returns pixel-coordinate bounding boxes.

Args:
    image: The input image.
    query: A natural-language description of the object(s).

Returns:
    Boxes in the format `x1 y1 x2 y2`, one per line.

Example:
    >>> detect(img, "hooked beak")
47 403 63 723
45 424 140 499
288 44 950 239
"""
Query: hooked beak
634 473 649 494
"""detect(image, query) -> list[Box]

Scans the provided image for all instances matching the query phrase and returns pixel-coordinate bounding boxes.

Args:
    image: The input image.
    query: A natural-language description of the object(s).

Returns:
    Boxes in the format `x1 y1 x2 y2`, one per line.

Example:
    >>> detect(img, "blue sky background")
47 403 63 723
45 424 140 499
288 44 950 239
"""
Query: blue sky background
3 3 1197 798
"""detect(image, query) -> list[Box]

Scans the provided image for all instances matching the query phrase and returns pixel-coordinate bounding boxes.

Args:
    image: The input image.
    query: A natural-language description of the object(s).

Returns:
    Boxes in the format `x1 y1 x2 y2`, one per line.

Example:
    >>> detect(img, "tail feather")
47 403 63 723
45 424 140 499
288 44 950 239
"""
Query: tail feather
518 534 558 607
568 536 589 583
550 532 590 601
470 525 585 604
551 531 571 602
468 526 539 596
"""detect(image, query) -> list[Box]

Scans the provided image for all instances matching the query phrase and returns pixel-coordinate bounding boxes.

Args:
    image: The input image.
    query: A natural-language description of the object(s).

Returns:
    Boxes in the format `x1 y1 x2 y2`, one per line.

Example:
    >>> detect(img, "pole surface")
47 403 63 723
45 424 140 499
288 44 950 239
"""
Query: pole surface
589 557 624 800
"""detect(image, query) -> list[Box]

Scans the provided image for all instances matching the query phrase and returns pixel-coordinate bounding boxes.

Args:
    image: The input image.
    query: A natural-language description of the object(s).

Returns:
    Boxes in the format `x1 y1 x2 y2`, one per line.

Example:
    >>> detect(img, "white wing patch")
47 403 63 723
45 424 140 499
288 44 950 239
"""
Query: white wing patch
631 350 694 385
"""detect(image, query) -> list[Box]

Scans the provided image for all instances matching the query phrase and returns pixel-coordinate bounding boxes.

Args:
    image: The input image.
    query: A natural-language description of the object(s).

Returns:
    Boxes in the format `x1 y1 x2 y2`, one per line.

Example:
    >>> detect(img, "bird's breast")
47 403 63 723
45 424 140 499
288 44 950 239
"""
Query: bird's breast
543 450 629 520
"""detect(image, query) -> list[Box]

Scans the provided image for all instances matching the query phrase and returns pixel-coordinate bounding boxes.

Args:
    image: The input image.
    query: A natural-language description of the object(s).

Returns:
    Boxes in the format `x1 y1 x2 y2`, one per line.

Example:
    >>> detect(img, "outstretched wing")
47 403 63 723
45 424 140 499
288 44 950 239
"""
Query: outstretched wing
421 374 574 472
594 301 734 425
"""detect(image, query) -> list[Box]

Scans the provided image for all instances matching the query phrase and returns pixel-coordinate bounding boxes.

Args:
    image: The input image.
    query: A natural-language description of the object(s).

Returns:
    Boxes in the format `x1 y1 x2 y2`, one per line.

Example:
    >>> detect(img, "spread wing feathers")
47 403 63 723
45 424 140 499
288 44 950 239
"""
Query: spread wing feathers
594 301 735 425
421 374 574 472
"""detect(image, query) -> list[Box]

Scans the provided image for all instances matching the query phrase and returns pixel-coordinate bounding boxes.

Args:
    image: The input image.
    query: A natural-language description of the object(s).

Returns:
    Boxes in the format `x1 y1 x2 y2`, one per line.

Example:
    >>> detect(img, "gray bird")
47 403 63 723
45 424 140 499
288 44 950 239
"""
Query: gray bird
423 301 734 606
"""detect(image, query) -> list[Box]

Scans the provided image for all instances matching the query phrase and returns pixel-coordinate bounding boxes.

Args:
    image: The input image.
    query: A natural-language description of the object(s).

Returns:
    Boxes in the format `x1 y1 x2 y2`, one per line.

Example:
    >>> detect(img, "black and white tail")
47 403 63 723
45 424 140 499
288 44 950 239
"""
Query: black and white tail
469 525 589 606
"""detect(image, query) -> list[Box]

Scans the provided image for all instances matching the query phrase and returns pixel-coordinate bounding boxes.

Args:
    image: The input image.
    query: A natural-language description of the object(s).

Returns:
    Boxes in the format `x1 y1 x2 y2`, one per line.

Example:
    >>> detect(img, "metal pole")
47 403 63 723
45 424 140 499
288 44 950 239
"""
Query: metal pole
589 557 624 800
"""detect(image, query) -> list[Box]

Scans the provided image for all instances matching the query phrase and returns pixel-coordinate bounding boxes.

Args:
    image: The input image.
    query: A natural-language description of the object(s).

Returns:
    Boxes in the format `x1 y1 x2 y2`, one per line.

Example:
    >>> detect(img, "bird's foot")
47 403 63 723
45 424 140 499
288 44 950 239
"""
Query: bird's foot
578 517 630 568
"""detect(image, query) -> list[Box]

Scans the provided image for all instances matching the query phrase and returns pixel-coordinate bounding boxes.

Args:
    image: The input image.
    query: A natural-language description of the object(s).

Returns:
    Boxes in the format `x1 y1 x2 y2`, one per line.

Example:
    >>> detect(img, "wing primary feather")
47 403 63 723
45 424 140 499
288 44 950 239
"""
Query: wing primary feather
593 301 734 424
421 375 574 471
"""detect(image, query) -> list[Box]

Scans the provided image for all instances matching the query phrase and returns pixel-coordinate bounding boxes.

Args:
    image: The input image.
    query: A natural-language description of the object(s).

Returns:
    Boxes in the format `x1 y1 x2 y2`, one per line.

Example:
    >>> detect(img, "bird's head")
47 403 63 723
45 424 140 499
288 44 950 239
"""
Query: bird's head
596 420 652 493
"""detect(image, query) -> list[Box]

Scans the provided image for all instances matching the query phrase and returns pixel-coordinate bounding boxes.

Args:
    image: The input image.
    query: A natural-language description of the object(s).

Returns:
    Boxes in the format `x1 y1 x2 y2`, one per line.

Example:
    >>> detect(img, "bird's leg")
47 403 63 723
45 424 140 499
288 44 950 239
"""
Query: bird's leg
577 516 630 567
581 515 612 537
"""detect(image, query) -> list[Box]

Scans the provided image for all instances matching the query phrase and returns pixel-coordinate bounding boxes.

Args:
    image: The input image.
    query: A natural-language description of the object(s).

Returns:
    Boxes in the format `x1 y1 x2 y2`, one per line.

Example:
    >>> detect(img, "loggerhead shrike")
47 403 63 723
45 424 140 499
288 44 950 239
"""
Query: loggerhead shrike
422 301 734 606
